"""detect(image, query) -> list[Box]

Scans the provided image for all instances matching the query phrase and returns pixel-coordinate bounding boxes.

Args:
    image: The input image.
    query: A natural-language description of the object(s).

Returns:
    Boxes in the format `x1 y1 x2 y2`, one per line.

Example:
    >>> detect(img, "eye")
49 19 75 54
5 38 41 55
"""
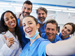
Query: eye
52 29 54 31
47 28 50 30
68 29 71 32
29 22 32 24
42 13 44 15
23 24 26 27
64 27 67 29
11 16 14 19
24 7 26 9
28 8 31 10
38 13 41 15
5 18 9 21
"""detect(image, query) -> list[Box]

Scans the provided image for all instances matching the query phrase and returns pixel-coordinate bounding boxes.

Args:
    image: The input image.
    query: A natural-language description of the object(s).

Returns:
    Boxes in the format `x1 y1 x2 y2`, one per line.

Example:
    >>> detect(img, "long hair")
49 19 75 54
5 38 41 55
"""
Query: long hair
1 10 22 46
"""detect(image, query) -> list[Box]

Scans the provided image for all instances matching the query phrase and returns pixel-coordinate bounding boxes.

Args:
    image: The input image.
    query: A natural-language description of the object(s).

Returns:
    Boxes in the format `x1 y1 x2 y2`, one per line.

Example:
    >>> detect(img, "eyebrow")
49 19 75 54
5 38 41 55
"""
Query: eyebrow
23 20 32 24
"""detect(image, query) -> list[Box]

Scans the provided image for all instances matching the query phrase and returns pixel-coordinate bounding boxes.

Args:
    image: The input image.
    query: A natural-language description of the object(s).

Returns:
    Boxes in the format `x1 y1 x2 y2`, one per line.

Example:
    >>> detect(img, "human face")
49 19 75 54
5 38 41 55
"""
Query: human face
45 23 58 42
4 12 17 30
38 10 47 22
61 24 72 37
22 17 39 38
22 4 32 17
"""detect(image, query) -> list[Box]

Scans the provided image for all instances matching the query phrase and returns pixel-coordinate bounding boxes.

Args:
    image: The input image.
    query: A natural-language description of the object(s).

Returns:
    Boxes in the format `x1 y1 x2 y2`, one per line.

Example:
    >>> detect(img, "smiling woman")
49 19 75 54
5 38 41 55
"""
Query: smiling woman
0 10 22 56
20 15 75 56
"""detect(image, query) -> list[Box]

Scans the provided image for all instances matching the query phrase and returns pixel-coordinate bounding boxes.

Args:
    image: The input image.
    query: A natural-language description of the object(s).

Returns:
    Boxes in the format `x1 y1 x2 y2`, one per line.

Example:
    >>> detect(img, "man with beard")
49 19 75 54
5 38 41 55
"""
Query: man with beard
36 7 47 35
41 19 62 43
17 1 32 27
17 1 32 48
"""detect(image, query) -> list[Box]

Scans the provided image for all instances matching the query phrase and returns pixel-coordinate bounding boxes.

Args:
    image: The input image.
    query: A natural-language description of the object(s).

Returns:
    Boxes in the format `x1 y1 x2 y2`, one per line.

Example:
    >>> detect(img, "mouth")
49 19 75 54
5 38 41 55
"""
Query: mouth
26 29 32 34
47 33 53 37
22 12 30 16
10 22 15 26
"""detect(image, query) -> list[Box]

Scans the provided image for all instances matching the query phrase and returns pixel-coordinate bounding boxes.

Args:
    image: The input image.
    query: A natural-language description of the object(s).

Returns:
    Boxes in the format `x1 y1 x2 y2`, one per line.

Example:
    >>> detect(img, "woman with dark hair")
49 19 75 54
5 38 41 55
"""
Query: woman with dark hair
59 23 75 40
20 15 75 56
0 10 22 56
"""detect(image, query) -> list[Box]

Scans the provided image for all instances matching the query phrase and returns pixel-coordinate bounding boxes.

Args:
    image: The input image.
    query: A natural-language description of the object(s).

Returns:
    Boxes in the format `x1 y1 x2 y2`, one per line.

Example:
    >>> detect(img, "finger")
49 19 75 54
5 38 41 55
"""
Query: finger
8 38 14 40
4 35 7 40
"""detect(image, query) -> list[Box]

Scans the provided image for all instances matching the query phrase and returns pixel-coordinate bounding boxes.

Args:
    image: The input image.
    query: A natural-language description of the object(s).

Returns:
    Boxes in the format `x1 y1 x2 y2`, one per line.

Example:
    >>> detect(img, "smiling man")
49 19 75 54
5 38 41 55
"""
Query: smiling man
17 1 32 48
41 19 62 43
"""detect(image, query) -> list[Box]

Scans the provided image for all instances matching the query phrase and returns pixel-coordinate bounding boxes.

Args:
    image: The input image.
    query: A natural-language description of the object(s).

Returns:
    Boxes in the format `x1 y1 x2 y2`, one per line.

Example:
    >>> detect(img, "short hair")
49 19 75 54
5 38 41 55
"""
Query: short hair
64 23 75 34
23 0 32 5
36 7 47 14
46 19 58 30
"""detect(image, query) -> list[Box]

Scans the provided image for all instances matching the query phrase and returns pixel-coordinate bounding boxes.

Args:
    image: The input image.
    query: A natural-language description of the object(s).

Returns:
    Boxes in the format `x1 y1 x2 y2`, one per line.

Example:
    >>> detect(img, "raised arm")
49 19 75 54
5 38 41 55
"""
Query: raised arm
46 36 75 55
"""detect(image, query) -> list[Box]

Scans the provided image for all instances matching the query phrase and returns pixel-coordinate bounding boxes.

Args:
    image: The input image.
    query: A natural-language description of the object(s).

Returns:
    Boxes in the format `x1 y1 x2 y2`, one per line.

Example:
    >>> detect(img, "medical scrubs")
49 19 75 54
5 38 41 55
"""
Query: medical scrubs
20 38 51 56
41 33 62 43
59 33 70 40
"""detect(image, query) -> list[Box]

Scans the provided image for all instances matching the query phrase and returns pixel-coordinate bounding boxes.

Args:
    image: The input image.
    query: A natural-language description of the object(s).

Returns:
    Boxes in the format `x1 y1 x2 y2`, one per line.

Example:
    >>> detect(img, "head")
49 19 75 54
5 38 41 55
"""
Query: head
36 7 47 23
45 19 58 42
1 10 17 31
1 10 22 46
22 1 32 17
22 15 39 38
61 23 75 37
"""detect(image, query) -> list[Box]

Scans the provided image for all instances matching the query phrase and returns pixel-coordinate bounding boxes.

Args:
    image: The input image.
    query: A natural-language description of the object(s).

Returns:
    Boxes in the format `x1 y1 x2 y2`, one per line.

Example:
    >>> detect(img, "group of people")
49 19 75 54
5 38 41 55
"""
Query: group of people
0 0 75 56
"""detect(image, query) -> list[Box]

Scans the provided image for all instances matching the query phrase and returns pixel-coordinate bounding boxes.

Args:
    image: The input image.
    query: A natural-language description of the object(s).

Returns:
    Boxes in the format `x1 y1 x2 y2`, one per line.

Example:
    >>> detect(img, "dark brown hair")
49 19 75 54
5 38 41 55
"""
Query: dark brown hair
64 23 75 34
1 10 22 47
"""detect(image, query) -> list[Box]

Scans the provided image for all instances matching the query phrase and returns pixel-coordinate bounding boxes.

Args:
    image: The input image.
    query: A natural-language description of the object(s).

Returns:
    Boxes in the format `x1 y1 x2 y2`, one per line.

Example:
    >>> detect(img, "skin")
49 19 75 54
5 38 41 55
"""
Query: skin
45 23 58 42
4 12 17 32
22 17 40 46
38 9 47 23
19 3 32 26
22 4 32 17
4 12 17 47
61 24 72 39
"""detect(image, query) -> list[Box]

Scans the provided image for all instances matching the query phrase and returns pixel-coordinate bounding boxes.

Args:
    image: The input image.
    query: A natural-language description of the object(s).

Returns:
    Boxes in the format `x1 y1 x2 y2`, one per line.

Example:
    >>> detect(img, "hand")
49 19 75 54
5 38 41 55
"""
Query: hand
16 12 22 18
4 35 14 47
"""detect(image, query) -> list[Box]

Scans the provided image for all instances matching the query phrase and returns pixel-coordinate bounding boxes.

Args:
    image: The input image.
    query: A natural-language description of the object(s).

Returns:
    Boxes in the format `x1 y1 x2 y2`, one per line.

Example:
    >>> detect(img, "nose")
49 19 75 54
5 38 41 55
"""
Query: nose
40 14 43 17
26 24 29 28
64 29 67 32
9 19 12 22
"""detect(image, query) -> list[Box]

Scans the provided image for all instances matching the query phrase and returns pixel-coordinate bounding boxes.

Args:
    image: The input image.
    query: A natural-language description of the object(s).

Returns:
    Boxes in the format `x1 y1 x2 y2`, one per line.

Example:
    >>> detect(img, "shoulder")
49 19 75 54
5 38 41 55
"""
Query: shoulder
56 35 62 40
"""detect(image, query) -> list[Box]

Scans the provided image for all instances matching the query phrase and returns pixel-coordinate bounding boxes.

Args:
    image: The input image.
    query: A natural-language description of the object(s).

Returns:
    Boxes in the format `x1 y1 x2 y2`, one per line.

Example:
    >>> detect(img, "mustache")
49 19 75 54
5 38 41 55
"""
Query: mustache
22 11 30 15
38 17 45 19
46 32 54 35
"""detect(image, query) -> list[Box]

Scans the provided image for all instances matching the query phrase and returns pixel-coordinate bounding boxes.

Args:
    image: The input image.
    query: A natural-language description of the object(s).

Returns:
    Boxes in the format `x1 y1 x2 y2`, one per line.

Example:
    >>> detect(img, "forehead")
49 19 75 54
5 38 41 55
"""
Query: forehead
46 23 56 28
4 12 12 16
22 17 34 23
38 9 46 13
23 4 32 8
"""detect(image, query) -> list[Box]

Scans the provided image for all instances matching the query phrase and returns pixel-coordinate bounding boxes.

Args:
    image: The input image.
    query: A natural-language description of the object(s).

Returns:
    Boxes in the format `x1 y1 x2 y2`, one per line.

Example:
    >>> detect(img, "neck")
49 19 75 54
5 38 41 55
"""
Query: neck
62 35 69 40
40 23 44 28
30 34 40 46
8 28 15 33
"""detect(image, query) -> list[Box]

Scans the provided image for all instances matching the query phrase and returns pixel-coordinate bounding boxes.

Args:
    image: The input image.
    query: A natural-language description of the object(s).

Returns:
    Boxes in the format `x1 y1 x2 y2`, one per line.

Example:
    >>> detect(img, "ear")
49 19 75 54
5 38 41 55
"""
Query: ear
56 28 59 33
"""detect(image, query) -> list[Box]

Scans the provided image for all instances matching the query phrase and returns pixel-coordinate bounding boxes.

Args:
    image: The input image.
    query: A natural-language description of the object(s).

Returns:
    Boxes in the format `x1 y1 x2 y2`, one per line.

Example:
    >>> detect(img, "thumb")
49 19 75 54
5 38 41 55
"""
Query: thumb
4 35 7 40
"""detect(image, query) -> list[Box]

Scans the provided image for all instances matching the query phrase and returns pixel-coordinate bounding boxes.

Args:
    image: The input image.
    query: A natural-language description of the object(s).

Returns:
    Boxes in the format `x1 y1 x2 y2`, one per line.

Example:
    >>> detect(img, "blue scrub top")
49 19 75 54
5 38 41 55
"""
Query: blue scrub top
59 33 70 40
37 19 46 34
17 18 30 49
41 33 62 43
20 38 51 56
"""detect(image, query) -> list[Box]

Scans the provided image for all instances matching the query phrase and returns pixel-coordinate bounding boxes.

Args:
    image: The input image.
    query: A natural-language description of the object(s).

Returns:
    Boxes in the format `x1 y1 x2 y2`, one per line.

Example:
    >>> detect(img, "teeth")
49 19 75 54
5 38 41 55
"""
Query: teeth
10 23 15 25
27 30 32 33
